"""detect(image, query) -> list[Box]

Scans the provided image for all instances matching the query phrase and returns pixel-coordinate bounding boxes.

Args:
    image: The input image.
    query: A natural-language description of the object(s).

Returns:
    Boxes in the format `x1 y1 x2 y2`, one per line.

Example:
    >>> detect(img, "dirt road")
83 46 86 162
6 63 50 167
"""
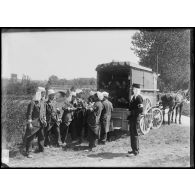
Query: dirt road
8 115 190 167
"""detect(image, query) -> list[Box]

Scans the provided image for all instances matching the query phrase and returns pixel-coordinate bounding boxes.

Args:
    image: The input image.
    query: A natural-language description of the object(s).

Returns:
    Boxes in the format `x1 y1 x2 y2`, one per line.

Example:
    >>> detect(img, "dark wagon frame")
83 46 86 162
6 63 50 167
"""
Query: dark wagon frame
96 61 163 134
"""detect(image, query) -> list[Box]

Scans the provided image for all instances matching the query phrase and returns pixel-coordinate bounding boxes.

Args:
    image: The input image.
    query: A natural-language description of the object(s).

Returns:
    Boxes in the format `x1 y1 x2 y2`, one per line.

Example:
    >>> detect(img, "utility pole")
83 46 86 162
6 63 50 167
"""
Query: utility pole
156 53 159 76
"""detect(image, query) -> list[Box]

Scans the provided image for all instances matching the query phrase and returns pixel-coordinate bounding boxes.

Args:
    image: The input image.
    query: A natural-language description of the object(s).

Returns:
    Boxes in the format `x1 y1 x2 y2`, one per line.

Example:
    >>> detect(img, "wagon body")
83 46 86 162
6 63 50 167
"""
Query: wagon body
96 61 159 131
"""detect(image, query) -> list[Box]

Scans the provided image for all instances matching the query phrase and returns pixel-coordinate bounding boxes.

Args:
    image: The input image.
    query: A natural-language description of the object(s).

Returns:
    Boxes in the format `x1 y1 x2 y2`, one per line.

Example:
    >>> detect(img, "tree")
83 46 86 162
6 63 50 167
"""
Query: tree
131 29 190 91
48 75 59 85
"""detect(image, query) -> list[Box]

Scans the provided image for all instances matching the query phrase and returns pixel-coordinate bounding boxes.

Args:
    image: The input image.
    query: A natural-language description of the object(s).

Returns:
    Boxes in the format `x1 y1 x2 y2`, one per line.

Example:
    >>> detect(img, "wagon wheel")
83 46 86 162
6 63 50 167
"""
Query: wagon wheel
152 108 163 129
139 111 152 135
143 98 152 112
139 116 146 135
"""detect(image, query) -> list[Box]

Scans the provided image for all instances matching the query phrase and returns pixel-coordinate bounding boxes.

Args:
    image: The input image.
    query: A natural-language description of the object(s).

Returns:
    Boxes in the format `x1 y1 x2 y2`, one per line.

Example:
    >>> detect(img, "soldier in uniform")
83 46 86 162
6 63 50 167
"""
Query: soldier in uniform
127 83 143 156
24 87 47 158
99 92 113 144
83 91 95 141
75 90 87 143
60 93 75 147
86 92 103 151
69 92 78 142
44 89 62 148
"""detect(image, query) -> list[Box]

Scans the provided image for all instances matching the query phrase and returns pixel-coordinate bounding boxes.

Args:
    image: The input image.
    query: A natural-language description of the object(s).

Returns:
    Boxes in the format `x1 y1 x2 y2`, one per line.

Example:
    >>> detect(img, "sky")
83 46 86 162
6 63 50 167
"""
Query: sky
2 30 139 80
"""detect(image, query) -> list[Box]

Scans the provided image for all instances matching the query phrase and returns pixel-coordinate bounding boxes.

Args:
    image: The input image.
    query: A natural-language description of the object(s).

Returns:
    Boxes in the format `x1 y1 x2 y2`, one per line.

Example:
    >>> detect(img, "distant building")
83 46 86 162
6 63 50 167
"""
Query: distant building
10 74 17 83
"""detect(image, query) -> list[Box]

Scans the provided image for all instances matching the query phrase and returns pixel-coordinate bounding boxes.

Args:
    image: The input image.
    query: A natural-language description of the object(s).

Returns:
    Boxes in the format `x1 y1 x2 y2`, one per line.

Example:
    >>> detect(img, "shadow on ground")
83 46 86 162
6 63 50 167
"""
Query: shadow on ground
73 145 89 151
108 129 128 141
88 152 128 159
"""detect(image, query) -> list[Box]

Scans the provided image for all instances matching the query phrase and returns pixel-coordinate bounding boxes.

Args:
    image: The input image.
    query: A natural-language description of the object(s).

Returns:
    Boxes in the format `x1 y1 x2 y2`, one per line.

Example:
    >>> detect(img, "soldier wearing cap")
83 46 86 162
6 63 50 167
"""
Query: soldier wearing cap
24 87 47 158
44 89 62 147
86 91 103 151
99 91 113 144
127 83 143 156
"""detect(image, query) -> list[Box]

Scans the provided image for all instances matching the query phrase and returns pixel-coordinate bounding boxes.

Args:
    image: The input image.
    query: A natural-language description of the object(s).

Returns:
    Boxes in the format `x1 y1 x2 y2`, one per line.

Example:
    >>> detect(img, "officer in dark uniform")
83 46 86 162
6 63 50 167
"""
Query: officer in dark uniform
128 83 143 156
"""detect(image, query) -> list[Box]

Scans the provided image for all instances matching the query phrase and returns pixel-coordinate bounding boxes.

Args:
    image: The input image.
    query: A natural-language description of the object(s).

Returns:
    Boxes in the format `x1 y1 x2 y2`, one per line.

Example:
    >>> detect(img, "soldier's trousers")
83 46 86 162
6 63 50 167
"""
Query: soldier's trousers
88 126 99 149
60 123 69 143
44 124 61 146
129 117 139 154
130 135 139 154
69 118 77 141
100 122 107 142
26 127 44 154
26 134 36 155
70 113 84 141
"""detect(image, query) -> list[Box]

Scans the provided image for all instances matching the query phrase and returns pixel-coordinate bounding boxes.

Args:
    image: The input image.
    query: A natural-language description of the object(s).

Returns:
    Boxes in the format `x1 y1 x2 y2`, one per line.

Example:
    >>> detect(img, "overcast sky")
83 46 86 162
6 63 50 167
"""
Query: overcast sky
2 30 139 80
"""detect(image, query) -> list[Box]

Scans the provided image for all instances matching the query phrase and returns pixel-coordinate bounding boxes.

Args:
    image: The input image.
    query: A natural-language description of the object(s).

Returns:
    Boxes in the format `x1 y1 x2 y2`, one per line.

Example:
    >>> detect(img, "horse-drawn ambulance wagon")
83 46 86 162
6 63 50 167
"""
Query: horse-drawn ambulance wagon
96 61 162 134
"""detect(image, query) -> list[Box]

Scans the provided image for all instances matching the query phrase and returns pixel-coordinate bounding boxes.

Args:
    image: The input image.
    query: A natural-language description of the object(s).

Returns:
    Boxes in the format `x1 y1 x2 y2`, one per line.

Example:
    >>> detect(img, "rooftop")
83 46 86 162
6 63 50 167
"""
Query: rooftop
96 61 153 72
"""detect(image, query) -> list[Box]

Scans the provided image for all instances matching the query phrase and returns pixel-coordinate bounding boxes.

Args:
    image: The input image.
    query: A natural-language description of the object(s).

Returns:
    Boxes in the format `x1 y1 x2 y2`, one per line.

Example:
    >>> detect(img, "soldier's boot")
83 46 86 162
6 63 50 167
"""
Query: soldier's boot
128 136 135 155
38 140 44 152
134 136 139 155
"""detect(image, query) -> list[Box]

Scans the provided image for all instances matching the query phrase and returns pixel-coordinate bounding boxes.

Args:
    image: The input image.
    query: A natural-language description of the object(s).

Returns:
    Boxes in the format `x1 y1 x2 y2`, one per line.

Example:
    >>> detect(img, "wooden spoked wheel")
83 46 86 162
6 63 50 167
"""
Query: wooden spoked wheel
139 109 152 135
139 116 146 135
152 108 163 129
143 98 152 112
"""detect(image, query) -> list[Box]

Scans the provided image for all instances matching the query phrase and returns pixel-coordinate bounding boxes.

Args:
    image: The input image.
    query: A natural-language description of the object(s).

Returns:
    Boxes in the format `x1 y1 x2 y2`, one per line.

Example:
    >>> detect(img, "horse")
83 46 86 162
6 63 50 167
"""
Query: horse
173 90 188 124
158 90 188 125
159 92 175 125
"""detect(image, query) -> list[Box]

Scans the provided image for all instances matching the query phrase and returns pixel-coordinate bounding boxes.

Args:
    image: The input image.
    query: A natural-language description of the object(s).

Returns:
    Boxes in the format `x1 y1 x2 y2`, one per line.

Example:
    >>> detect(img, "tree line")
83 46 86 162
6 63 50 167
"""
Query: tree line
46 75 96 88
131 29 190 91
4 75 97 95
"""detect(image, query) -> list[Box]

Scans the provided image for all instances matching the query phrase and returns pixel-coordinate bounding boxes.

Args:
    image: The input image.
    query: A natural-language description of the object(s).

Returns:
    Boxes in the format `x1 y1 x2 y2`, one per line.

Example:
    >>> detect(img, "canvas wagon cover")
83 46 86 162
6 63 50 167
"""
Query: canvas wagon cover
96 61 152 72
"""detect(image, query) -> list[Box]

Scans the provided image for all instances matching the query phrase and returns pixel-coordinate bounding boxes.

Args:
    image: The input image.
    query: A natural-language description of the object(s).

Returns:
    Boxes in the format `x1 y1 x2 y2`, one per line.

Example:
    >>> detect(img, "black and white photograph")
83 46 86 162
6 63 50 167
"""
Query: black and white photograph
1 28 193 168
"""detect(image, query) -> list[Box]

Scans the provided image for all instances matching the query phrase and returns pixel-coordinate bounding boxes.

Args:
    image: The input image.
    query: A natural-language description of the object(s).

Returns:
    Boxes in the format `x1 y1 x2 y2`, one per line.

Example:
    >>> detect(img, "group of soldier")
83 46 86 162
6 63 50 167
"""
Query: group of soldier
24 83 143 158
24 87 114 158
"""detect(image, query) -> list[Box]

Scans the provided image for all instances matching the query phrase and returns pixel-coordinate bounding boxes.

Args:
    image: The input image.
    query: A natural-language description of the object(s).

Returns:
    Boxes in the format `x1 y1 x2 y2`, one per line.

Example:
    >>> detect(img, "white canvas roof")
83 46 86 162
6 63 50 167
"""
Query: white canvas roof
128 61 152 72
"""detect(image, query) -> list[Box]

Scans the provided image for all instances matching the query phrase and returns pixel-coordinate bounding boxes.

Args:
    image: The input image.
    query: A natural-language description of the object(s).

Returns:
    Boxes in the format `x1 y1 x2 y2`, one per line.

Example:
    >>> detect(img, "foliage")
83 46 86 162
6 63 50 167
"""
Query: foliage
131 30 190 91
182 102 190 117
47 75 96 87
6 75 39 95
2 95 32 147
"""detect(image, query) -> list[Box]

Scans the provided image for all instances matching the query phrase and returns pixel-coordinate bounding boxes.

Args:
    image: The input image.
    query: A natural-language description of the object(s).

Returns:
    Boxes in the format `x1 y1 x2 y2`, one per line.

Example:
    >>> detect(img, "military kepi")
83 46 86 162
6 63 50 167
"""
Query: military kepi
132 83 140 88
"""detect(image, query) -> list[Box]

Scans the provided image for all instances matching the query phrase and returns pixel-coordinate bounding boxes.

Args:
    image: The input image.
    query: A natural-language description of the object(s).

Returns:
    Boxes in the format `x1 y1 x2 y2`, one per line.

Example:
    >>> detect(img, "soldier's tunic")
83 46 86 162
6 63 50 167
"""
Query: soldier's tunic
74 98 86 141
60 99 74 144
25 99 46 154
83 96 94 140
45 99 62 147
100 99 113 142
128 94 143 154
69 98 78 141
87 100 103 148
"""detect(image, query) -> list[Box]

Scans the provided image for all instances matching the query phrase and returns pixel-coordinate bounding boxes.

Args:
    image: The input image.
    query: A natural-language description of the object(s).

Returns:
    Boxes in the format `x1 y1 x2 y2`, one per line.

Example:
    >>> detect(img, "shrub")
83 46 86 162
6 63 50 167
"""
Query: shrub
182 101 190 117
2 95 32 147
6 81 38 95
